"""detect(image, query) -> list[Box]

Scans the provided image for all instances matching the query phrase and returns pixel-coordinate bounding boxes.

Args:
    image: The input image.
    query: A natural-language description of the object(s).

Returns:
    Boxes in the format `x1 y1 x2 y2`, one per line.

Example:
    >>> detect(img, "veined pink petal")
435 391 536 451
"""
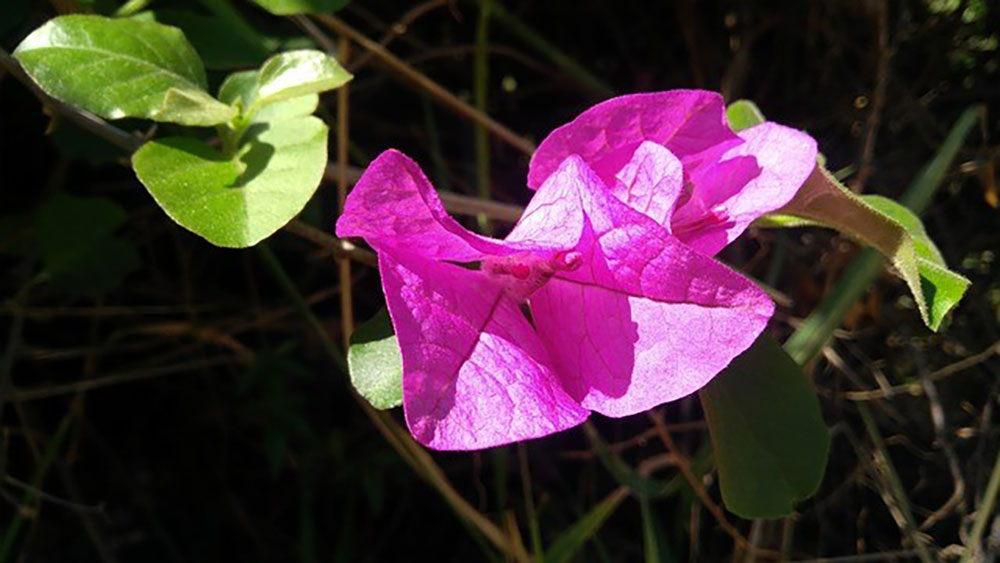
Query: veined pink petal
671 122 818 255
527 91 738 190
528 156 774 417
335 149 507 261
379 250 589 450
610 141 684 229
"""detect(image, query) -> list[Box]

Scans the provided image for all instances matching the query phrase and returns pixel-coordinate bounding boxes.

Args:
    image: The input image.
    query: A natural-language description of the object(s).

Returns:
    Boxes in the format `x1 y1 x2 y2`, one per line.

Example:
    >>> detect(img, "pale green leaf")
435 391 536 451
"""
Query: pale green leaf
251 0 349 15
131 116 328 247
700 334 830 518
725 99 765 132
13 15 233 126
348 308 403 410
254 50 351 108
218 69 319 123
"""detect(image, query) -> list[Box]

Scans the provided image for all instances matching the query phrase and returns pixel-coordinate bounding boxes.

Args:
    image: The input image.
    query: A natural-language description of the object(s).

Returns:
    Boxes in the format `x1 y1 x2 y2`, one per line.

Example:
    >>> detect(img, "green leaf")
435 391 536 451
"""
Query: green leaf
251 0 349 16
218 68 322 123
542 487 629 563
36 194 140 294
776 166 969 330
348 308 403 410
699 334 830 519
131 116 328 247
738 100 979 332
252 50 351 111
13 15 234 126
782 106 982 364
725 99 765 132
138 10 272 70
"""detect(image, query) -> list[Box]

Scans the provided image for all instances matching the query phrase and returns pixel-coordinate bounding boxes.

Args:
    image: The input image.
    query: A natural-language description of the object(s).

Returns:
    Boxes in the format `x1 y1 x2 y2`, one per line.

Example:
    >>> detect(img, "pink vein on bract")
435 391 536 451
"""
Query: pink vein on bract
336 89 817 450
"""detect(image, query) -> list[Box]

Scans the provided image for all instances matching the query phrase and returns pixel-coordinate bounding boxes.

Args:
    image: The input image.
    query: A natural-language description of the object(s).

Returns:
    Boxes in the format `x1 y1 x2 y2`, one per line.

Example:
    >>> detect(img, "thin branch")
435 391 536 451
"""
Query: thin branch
8 357 236 402
840 341 1000 401
647 410 779 560
0 49 140 152
311 13 537 156
850 0 892 193
336 36 355 349
348 0 451 72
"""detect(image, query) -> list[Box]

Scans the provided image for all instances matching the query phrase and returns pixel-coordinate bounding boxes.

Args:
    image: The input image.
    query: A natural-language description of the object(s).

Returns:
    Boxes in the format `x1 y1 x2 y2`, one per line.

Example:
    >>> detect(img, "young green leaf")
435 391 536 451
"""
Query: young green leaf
250 0 349 16
348 308 403 410
131 116 328 247
253 50 351 111
217 51 348 129
13 15 233 126
725 99 765 132
699 334 830 519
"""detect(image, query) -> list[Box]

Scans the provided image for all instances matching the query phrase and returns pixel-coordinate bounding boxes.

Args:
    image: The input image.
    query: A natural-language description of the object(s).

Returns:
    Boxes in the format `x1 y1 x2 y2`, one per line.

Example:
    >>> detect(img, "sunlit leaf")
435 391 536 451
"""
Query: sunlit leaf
700 334 830 519
131 116 328 247
348 308 403 410
725 99 765 132
217 51 348 139
14 15 234 126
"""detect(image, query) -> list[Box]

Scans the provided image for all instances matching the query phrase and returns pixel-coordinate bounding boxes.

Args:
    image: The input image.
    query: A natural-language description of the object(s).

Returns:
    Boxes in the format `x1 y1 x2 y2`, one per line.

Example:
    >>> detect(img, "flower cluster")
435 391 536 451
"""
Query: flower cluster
337 90 817 450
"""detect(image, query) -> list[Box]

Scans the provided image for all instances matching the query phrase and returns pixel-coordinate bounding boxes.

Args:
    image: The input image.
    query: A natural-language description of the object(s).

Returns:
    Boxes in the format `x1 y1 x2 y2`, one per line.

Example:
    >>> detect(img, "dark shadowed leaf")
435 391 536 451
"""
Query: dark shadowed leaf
700 334 829 519
36 195 139 294
139 10 272 70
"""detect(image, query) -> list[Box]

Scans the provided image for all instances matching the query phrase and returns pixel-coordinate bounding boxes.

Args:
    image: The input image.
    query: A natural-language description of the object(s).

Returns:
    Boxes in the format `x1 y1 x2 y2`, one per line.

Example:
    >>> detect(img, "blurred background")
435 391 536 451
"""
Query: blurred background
1 0 999 561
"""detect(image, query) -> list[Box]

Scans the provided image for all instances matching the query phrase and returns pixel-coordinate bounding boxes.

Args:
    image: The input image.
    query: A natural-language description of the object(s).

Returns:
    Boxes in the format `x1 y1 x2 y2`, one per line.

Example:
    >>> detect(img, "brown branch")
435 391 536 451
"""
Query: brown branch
850 0 892 193
840 341 1000 401
647 410 779 560
311 13 537 156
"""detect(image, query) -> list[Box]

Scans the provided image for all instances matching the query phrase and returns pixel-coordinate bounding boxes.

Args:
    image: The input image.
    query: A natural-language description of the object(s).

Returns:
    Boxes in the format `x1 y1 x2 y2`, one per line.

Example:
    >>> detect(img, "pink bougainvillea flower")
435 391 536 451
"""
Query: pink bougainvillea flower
528 90 818 256
336 90 816 451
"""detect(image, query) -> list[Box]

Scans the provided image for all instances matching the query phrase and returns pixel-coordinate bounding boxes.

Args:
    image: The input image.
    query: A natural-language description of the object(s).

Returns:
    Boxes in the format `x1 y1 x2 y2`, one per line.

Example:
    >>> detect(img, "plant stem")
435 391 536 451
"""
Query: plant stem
961 446 1000 562
312 14 536 156
473 0 493 234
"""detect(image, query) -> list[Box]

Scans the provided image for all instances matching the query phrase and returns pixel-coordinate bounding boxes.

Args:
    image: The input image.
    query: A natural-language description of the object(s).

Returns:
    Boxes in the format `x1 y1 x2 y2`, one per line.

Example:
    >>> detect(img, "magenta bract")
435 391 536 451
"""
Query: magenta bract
336 90 817 450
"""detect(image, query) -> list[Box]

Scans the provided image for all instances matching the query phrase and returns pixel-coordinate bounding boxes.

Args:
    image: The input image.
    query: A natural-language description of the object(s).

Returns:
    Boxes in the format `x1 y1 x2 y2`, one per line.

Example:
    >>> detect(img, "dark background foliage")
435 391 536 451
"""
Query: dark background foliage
1 0 998 561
